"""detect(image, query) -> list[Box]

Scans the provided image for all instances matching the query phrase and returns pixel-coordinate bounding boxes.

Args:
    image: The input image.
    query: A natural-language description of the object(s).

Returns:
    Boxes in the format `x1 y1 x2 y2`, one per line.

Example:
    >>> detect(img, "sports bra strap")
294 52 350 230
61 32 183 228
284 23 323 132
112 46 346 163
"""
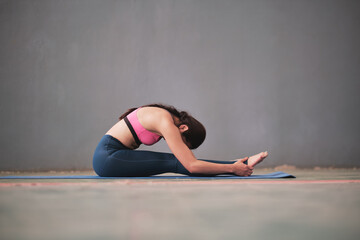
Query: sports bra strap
124 116 141 146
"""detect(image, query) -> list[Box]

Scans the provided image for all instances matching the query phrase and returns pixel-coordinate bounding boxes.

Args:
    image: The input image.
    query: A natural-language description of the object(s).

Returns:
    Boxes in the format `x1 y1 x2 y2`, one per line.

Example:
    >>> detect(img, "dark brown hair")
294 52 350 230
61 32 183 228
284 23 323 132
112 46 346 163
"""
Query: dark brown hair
119 103 206 149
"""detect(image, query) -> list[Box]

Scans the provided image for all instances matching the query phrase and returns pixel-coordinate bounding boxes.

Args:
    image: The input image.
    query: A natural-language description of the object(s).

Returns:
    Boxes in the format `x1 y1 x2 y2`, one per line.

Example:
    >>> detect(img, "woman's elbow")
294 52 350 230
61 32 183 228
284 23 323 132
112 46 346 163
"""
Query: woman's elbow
187 162 201 174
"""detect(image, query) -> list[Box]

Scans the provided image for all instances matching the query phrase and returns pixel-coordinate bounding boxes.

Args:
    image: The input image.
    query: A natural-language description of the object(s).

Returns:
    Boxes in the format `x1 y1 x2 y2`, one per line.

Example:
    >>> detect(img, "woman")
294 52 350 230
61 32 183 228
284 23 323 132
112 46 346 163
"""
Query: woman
93 103 268 177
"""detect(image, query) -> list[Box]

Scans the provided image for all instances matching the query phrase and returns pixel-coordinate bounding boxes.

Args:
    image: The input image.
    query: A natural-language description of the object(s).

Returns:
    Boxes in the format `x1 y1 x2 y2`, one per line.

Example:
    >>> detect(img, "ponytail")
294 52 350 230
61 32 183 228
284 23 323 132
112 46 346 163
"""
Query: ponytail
119 107 137 121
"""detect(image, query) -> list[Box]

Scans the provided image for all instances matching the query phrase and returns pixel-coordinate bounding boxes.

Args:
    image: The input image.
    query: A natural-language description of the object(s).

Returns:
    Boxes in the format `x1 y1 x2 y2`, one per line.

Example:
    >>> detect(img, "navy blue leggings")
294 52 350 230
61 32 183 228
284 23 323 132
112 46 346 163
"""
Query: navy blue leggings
92 135 236 177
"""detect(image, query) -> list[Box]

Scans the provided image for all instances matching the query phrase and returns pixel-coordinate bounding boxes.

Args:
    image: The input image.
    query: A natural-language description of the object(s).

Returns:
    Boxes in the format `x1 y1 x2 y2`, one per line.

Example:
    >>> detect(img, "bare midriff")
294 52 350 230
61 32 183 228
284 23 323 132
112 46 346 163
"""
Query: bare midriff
106 119 140 149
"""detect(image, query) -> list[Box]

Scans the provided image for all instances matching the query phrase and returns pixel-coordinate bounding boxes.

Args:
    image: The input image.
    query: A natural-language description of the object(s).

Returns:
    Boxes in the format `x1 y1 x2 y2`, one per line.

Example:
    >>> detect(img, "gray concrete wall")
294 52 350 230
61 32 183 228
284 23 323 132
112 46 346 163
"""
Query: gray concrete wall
1 0 359 170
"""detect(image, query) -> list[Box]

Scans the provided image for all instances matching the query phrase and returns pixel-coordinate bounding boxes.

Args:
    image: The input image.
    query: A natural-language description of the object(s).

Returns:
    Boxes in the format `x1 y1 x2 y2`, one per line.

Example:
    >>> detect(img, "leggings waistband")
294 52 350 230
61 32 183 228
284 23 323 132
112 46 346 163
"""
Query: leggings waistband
102 134 130 150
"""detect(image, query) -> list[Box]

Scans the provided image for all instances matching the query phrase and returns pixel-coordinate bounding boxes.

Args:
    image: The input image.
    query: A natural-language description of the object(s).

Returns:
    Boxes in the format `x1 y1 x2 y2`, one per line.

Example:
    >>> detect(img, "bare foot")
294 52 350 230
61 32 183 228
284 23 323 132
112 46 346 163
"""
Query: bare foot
248 151 268 168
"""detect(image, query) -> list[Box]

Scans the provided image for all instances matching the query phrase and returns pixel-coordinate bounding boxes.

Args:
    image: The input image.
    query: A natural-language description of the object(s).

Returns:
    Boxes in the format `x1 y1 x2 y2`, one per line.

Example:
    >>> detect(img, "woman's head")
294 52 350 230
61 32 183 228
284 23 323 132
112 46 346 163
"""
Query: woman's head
119 103 206 149
174 110 206 149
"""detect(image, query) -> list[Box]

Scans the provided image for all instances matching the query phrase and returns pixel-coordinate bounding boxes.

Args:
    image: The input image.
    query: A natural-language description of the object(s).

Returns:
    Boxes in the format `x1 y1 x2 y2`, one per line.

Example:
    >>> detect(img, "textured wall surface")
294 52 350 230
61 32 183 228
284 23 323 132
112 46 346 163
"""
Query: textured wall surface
1 0 359 170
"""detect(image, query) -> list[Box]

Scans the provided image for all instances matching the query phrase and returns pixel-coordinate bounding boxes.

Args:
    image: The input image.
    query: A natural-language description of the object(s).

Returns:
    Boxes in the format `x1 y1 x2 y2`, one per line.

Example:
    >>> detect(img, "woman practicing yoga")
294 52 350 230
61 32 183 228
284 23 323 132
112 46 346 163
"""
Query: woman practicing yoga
93 103 268 177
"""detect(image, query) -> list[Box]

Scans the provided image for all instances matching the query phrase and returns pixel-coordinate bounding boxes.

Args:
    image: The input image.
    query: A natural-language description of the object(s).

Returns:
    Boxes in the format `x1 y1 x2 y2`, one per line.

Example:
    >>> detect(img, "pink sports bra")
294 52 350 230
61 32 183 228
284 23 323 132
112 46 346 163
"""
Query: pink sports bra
124 108 162 146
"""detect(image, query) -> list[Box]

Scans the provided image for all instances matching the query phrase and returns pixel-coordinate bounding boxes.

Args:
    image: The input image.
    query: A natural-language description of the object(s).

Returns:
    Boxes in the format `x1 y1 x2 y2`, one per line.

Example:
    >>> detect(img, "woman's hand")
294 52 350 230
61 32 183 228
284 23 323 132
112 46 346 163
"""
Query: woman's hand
233 157 254 176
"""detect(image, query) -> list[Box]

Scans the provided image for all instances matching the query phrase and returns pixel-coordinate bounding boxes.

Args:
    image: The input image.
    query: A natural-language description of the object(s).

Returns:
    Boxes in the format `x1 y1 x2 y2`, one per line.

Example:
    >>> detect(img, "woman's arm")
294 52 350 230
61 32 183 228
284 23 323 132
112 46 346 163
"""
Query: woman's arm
155 112 253 176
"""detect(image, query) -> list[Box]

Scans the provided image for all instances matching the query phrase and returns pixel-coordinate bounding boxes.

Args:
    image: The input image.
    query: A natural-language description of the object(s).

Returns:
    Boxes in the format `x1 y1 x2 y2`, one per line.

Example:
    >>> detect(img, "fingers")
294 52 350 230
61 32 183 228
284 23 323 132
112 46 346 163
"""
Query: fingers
241 168 253 177
234 159 254 176
246 166 253 176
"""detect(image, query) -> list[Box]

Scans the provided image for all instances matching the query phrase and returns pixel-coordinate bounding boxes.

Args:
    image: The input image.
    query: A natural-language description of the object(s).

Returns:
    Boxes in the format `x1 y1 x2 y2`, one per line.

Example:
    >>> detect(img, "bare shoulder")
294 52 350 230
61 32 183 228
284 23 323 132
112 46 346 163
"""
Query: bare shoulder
137 107 175 132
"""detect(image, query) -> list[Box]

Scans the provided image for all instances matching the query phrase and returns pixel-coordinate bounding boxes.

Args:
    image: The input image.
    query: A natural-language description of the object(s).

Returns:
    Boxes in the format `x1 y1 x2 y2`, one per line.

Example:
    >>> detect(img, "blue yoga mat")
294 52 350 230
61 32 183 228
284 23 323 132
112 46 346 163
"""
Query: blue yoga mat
0 171 294 179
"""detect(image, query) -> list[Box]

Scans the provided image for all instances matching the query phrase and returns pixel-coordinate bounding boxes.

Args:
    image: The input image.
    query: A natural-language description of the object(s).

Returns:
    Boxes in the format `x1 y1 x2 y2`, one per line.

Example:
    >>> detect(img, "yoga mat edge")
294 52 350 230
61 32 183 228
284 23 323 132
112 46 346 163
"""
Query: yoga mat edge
0 171 295 179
